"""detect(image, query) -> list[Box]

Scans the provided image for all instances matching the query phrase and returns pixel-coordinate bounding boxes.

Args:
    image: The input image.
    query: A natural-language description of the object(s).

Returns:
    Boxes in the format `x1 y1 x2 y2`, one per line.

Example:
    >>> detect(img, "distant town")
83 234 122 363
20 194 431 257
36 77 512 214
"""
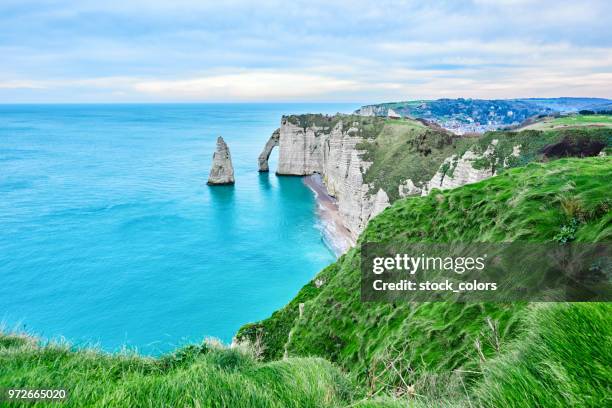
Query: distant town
355 97 612 134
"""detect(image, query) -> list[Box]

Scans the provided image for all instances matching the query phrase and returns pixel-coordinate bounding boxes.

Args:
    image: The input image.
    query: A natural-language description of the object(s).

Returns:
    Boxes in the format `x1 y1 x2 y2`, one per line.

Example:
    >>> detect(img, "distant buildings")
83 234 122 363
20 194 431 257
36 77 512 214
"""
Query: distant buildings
357 98 611 134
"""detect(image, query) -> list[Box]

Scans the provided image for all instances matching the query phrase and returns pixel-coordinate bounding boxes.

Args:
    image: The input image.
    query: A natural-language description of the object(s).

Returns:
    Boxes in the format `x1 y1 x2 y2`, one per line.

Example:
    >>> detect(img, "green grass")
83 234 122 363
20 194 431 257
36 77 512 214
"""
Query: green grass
239 157 612 406
442 127 612 176
0 336 355 407
357 120 471 201
522 114 612 130
473 303 612 407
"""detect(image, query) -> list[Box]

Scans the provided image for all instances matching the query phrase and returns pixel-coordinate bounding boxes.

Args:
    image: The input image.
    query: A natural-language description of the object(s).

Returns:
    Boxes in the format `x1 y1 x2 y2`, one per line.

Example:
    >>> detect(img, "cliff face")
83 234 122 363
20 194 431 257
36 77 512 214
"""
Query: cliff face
207 136 235 185
354 104 388 117
262 115 536 241
421 141 519 195
272 117 389 240
257 116 612 249
397 140 521 197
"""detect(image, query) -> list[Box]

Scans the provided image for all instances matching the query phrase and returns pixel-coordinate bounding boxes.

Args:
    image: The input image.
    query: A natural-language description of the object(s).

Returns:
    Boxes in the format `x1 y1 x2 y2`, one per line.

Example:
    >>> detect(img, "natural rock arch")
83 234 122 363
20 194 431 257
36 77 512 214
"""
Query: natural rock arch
257 128 280 172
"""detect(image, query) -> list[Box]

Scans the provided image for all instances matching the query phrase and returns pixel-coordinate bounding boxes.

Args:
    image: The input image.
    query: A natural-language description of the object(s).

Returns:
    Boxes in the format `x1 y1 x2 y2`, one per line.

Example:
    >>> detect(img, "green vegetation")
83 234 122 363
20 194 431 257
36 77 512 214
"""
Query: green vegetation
284 114 385 140
522 114 612 130
239 157 612 406
363 122 612 201
357 120 471 201
454 127 612 175
474 303 611 407
0 335 355 407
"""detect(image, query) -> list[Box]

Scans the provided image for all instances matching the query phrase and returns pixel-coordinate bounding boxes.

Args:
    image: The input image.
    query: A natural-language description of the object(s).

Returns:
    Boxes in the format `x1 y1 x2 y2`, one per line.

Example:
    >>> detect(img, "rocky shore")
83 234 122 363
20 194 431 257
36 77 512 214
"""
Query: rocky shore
303 174 354 256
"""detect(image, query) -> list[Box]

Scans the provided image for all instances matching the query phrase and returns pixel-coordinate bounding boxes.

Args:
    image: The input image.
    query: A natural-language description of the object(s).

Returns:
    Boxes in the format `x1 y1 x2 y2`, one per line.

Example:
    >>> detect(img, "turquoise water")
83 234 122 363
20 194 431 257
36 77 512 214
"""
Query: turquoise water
0 103 358 354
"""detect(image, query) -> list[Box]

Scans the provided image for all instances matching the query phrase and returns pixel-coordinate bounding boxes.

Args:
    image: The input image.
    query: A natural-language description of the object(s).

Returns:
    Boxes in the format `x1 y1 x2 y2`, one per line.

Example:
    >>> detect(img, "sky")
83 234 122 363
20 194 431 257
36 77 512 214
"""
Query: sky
1 0 611 103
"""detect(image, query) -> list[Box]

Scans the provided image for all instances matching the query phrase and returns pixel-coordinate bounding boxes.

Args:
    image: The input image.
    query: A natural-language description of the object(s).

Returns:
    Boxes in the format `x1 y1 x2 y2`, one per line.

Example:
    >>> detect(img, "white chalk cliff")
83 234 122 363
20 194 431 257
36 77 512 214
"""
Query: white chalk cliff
260 117 389 240
207 136 235 185
397 140 522 197
259 117 523 242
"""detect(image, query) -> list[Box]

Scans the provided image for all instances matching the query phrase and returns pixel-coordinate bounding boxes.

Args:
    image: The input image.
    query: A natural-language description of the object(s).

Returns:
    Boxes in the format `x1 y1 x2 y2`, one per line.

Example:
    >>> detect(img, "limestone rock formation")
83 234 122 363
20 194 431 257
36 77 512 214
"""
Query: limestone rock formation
207 136 235 185
398 179 422 198
354 104 388 117
261 116 526 240
267 117 390 240
420 140 521 195
257 128 280 172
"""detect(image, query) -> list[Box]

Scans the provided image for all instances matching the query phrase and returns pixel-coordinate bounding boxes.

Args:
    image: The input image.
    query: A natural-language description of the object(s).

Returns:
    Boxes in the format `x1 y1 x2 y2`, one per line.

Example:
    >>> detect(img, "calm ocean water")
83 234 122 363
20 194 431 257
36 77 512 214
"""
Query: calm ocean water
0 103 358 354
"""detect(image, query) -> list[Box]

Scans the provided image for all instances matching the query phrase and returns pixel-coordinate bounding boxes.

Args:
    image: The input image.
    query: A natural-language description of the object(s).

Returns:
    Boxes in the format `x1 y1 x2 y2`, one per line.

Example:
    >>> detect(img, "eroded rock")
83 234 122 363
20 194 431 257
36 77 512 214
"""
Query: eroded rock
258 129 280 172
271 119 390 240
207 136 235 185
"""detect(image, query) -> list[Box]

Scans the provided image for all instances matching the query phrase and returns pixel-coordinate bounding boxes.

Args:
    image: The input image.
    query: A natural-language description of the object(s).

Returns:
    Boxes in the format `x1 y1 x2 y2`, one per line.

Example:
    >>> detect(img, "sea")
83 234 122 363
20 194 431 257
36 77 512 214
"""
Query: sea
0 103 359 355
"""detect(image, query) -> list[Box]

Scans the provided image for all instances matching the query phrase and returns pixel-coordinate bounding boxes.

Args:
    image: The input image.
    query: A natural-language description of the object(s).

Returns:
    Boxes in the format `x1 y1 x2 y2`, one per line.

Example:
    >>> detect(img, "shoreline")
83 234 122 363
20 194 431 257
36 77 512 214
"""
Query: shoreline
303 174 355 257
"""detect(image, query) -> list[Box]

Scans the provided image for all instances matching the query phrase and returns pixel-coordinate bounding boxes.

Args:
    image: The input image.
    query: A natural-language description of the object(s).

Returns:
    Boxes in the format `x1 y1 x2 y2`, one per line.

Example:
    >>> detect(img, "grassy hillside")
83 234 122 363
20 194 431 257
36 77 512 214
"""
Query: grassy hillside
0 335 355 407
357 118 472 201
474 303 611 407
238 157 612 406
371 125 611 200
446 127 611 176
522 114 612 130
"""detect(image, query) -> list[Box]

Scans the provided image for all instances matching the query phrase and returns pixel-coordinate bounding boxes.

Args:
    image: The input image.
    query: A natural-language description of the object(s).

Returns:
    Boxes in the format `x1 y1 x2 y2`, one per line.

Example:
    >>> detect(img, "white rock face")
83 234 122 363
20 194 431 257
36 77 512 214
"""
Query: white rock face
354 105 387 117
268 117 523 240
421 140 521 195
398 178 422 198
274 118 390 240
504 145 522 167
258 128 280 172
207 136 235 185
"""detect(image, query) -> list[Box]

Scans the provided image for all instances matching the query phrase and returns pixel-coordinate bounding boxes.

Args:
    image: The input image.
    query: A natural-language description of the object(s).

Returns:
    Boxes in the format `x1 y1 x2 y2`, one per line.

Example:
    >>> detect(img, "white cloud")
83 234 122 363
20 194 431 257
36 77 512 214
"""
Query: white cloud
0 80 46 89
0 0 610 102
132 72 364 100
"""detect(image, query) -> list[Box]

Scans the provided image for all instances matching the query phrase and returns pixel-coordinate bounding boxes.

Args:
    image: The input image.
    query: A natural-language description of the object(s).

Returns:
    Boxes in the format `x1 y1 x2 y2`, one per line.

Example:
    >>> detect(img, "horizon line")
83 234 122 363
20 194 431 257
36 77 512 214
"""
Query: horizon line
0 96 610 106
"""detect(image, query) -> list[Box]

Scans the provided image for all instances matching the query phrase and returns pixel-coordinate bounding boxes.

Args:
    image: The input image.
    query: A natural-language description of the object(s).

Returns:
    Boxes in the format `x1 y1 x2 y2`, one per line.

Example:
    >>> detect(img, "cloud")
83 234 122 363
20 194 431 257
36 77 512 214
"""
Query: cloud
0 0 610 102
132 72 363 100
0 80 46 89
